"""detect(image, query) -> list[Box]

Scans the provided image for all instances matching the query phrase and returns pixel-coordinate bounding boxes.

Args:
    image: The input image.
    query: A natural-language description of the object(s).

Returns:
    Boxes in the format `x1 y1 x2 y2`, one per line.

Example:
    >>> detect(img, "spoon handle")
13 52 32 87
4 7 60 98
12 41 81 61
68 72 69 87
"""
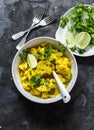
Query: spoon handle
53 71 71 103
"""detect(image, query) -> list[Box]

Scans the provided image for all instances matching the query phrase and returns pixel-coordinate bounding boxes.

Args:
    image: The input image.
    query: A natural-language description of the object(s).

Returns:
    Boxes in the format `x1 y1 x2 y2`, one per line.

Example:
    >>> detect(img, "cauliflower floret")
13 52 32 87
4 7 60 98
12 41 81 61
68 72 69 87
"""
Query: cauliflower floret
36 61 55 75
37 85 48 92
30 88 41 96
19 62 28 71
20 76 27 81
41 92 48 99
56 57 71 75
22 81 31 91
56 64 71 75
37 46 45 55
57 74 66 83
50 52 63 61
24 68 32 80
30 48 37 56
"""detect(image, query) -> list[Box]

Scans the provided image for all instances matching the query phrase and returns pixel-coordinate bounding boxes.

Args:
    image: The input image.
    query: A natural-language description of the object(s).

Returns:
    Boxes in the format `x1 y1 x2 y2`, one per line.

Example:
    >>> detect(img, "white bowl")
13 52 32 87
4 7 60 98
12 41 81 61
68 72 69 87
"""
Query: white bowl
12 37 78 104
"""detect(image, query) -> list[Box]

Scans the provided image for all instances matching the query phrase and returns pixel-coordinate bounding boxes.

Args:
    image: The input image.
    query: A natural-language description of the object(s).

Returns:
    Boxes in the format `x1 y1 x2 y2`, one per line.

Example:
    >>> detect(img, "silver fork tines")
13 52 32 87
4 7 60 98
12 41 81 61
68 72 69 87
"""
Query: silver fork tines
40 15 56 25
32 8 45 26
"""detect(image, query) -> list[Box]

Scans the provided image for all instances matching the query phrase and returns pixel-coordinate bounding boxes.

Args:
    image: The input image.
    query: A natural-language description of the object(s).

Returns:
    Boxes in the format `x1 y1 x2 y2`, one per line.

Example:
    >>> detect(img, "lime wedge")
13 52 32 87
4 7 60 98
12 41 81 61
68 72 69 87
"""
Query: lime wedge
27 54 37 68
65 31 75 48
74 32 91 49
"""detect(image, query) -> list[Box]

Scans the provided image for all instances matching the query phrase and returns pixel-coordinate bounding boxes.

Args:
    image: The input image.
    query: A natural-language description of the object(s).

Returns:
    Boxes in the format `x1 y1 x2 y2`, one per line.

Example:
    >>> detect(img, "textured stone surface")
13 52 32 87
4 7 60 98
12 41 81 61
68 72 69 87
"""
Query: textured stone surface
0 0 94 130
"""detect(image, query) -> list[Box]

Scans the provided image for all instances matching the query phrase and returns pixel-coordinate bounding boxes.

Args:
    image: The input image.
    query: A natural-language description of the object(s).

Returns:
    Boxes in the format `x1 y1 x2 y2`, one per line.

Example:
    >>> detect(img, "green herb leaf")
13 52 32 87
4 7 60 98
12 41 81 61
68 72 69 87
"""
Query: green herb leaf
71 46 76 52
78 48 86 54
60 16 69 28
44 44 53 57
36 52 42 59
57 42 66 52
19 48 31 61
48 58 56 64
29 74 41 87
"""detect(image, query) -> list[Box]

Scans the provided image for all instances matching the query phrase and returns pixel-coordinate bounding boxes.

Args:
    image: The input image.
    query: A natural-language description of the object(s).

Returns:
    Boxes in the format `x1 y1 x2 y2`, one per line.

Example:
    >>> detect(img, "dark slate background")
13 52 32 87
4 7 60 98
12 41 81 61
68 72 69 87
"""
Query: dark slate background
0 0 94 130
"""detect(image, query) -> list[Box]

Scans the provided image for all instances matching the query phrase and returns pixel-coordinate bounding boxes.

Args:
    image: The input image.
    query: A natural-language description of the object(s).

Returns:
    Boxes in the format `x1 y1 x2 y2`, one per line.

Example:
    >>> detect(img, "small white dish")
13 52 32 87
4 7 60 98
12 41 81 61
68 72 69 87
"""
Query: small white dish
55 4 94 57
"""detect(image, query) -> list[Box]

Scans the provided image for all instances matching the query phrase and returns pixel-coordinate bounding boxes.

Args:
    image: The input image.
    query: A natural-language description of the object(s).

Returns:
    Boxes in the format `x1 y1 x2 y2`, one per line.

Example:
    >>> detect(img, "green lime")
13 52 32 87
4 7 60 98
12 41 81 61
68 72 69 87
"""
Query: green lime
74 32 91 49
65 31 75 48
27 54 37 68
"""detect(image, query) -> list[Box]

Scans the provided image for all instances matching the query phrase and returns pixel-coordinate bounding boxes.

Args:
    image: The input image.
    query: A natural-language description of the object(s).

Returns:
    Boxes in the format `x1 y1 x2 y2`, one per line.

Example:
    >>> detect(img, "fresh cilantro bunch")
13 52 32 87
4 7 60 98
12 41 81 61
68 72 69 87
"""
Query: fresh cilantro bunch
69 3 94 46
60 3 94 49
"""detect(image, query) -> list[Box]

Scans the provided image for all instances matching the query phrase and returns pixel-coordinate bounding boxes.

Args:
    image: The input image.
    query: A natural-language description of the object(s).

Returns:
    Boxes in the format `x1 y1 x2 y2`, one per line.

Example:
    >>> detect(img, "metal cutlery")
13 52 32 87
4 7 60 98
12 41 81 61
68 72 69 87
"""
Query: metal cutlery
16 15 56 50
12 8 45 40
53 71 71 103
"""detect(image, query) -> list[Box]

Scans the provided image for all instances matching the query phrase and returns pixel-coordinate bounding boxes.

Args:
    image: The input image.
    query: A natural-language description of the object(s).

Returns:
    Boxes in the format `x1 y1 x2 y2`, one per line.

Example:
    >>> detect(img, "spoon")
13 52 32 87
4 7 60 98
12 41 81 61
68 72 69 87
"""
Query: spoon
53 71 71 103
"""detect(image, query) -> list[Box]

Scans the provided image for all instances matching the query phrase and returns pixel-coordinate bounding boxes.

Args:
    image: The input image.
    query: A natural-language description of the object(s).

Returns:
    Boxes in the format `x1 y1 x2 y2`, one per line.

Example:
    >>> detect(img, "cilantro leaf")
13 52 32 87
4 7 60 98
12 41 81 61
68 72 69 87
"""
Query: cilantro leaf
29 74 41 87
19 48 31 61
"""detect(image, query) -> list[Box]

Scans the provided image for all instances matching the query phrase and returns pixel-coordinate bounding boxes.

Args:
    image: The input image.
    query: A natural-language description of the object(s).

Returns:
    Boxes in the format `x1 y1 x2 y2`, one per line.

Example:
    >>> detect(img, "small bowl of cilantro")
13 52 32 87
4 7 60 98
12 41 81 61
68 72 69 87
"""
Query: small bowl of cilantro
12 37 78 104
55 3 94 57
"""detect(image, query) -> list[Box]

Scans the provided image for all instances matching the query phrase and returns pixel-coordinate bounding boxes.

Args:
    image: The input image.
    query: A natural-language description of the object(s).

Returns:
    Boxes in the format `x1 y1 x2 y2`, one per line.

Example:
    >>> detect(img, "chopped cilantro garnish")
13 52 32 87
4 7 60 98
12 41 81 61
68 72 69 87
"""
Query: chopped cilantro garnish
48 58 56 64
36 52 42 59
44 44 53 56
19 48 31 61
57 42 66 52
29 74 41 87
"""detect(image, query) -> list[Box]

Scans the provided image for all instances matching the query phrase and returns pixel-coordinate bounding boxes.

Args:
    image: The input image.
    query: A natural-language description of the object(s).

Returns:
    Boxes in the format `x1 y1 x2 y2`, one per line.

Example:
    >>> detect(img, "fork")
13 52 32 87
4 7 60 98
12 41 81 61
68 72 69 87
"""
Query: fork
16 15 56 50
12 8 45 40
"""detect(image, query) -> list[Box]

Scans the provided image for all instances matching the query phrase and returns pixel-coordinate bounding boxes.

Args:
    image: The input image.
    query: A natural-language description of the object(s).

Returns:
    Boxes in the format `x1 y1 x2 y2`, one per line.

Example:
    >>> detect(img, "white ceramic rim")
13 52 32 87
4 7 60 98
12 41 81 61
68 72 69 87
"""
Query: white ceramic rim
55 4 94 57
12 37 78 104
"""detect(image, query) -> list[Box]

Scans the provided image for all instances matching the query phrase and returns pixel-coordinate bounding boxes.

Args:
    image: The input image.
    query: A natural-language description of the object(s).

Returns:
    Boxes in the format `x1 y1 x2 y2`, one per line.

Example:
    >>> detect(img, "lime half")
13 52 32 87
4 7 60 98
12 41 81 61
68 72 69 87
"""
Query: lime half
74 32 91 49
27 54 37 68
65 31 75 48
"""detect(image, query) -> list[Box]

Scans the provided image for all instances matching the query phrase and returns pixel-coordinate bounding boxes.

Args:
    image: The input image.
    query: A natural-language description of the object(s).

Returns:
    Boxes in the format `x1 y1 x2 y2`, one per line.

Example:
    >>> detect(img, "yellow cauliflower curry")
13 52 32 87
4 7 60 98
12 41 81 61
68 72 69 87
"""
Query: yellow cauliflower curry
18 42 72 99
